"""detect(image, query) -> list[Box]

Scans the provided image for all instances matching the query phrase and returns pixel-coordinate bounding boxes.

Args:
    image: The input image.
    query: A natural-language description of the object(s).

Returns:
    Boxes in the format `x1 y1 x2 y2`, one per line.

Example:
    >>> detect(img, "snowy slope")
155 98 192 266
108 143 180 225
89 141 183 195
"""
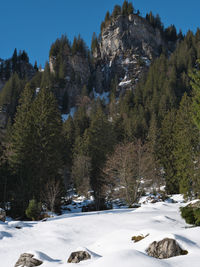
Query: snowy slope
1 197 200 267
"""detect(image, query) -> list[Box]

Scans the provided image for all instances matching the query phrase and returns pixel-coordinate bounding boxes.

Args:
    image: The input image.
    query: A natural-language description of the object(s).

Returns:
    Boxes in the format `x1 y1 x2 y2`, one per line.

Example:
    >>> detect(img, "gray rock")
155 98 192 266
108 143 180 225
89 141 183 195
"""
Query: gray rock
67 251 91 263
0 208 6 222
147 238 187 259
15 253 43 267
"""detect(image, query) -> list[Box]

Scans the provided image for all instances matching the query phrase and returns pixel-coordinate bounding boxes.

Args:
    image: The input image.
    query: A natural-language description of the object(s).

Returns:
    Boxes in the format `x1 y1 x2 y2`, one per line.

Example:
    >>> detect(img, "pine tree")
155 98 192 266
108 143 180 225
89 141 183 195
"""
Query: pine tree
191 63 200 129
73 106 90 138
63 115 75 167
158 110 178 194
105 11 110 26
83 103 116 208
0 73 24 120
112 5 121 18
127 2 134 15
173 93 199 199
91 32 99 54
9 83 35 216
12 48 18 73
34 61 38 72
122 0 128 16
30 86 64 200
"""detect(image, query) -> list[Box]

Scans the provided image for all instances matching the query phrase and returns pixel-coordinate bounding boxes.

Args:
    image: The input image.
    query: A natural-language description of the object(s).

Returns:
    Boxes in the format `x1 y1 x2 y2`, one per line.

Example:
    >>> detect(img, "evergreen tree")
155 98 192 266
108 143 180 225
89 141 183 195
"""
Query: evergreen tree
12 48 18 73
34 61 38 72
9 83 64 217
105 11 110 26
173 93 199 199
9 83 35 216
73 106 90 138
158 110 178 194
191 63 200 129
122 0 128 16
4 60 11 80
30 86 64 200
112 5 121 18
19 50 29 63
127 2 134 15
91 32 99 54
63 115 75 168
101 21 105 33
83 104 116 208
0 73 25 120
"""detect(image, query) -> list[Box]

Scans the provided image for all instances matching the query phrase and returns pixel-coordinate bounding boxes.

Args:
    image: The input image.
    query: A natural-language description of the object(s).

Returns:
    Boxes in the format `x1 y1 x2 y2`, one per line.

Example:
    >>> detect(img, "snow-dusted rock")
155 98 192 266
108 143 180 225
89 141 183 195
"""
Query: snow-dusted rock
147 238 187 259
14 253 43 267
67 251 91 263
0 208 6 222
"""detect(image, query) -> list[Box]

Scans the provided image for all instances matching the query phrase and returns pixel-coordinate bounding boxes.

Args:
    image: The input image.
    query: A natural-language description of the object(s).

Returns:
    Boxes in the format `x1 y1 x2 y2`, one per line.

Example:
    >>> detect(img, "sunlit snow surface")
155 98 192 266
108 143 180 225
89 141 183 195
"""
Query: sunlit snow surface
1 195 200 266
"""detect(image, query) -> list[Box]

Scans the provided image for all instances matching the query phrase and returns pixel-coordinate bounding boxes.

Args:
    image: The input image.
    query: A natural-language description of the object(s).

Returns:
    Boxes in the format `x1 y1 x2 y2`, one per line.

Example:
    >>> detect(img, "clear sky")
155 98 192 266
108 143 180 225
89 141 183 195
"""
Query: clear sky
0 0 199 67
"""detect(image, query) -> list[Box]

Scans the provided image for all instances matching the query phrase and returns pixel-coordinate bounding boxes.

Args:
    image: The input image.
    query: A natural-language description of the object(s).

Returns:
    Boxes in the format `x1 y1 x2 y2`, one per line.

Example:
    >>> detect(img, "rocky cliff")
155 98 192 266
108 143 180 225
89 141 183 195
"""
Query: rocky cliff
49 13 176 109
93 14 175 94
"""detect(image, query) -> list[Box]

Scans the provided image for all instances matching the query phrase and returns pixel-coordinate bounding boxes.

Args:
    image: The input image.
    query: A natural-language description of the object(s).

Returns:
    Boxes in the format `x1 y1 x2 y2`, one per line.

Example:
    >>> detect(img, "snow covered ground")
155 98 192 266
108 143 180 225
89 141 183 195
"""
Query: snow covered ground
1 195 200 267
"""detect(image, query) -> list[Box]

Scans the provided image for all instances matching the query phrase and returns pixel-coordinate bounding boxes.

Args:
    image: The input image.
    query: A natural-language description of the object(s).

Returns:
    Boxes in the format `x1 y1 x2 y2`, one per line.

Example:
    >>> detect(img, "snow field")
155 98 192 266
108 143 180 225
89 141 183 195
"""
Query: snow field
0 197 200 266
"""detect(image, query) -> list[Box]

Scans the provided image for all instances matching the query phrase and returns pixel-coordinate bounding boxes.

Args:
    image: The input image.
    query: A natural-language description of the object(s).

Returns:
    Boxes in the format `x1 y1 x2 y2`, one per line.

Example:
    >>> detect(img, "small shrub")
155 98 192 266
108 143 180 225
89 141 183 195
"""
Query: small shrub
193 208 200 226
180 206 195 225
132 234 149 243
25 199 42 221
132 235 144 242
180 250 188 255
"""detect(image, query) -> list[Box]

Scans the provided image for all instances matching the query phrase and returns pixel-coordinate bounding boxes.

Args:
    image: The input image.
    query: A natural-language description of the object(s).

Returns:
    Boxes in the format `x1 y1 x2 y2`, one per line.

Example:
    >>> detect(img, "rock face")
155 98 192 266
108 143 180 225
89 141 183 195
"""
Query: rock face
147 238 187 259
93 14 174 94
14 253 43 267
0 208 6 222
67 251 91 263
49 14 176 110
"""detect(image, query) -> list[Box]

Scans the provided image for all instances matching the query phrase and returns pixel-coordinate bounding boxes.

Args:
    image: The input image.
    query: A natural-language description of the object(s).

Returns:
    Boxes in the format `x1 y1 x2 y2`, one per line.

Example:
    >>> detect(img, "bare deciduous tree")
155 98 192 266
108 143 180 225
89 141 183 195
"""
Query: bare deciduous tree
72 155 91 197
103 140 159 205
42 178 63 213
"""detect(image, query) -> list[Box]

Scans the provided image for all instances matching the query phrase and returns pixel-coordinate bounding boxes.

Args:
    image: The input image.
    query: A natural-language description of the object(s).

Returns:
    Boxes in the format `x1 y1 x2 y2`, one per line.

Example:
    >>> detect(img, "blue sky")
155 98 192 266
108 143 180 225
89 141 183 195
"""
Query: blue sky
0 0 200 67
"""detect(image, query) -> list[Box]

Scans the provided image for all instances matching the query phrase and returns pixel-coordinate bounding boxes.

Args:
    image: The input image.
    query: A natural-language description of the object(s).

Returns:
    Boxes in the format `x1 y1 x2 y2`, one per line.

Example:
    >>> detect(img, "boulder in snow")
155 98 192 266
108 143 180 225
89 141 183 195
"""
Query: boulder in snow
14 253 43 267
67 251 91 263
0 208 6 222
147 238 188 259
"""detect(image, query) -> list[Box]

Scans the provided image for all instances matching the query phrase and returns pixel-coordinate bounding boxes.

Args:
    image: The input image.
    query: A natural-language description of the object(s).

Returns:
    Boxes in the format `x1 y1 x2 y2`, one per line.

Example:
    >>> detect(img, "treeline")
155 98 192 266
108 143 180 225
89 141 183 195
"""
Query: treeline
0 49 36 81
49 34 90 95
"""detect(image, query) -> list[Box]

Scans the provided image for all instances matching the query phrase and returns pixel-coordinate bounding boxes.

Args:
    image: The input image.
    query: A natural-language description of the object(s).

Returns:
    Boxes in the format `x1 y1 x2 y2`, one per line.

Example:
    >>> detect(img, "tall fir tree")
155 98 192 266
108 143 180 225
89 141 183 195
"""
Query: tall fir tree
30 86 64 201
9 83 35 216
173 93 199 199
158 109 178 194
83 103 116 208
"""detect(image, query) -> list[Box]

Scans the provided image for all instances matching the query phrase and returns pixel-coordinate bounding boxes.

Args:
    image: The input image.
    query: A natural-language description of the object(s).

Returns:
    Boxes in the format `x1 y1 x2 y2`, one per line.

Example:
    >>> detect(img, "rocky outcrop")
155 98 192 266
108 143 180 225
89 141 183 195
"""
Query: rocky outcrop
146 238 188 259
0 208 6 222
93 14 175 94
49 13 176 109
67 251 91 263
14 253 43 267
